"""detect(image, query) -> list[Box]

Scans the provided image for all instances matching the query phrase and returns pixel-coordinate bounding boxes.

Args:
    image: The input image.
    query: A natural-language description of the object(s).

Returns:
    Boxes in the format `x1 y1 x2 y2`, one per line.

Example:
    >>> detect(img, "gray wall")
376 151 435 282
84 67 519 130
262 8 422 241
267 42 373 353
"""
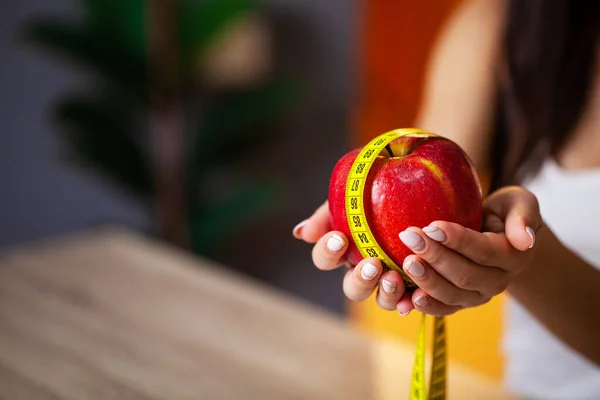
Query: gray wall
0 0 149 246
0 0 358 313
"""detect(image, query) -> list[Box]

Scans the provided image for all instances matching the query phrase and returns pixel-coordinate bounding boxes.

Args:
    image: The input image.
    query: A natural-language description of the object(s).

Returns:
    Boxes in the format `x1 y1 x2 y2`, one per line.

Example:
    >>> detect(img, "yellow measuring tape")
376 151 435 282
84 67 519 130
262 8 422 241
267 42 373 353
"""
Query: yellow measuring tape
344 128 446 400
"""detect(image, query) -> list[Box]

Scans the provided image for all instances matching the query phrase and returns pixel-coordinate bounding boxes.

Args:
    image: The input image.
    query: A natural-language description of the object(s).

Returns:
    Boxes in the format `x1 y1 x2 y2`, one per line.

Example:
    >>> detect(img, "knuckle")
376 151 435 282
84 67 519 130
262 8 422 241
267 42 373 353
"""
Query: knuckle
455 271 475 289
474 242 494 265
443 292 464 307
425 247 444 266
445 223 467 250
450 230 466 250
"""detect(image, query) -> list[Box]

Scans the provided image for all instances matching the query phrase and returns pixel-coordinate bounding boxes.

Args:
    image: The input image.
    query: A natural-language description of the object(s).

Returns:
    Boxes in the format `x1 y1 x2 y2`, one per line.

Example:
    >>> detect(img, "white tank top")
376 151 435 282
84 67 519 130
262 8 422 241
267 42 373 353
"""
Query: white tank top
503 158 600 399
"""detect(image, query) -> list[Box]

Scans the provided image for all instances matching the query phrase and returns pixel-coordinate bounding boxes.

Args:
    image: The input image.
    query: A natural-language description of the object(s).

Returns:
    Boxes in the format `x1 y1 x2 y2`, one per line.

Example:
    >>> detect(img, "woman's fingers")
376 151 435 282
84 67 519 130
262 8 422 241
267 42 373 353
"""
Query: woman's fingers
376 270 406 310
399 228 509 298
311 231 408 310
399 289 462 318
311 231 349 270
422 221 528 276
397 293 415 316
423 222 509 266
484 186 543 251
400 254 488 307
293 201 332 243
343 257 384 302
411 288 463 317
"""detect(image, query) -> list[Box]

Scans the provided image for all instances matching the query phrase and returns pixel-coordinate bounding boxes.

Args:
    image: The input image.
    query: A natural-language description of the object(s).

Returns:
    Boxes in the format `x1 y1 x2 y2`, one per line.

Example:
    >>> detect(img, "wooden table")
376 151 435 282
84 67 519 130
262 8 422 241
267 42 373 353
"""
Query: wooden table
0 228 512 399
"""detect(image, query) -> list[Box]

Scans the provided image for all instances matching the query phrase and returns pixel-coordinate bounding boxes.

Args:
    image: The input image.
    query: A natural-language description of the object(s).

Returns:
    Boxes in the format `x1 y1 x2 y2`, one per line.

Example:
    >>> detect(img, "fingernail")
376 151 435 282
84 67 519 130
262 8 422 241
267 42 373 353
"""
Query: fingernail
398 308 411 316
404 259 425 278
399 230 425 252
326 234 345 252
361 263 378 281
381 279 396 294
525 226 535 249
292 220 308 239
422 225 446 242
414 296 429 307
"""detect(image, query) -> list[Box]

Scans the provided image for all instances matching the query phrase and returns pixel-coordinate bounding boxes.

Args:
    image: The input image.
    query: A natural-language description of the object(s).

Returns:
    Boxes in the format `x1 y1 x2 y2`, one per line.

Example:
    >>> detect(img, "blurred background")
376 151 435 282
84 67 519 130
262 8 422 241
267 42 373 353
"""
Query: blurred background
1 0 503 384
0 0 359 312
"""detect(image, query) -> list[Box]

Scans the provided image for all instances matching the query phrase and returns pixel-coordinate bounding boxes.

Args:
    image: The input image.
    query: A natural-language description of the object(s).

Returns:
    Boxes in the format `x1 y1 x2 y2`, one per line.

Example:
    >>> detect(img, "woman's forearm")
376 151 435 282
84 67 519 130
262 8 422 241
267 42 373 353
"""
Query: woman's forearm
508 225 600 365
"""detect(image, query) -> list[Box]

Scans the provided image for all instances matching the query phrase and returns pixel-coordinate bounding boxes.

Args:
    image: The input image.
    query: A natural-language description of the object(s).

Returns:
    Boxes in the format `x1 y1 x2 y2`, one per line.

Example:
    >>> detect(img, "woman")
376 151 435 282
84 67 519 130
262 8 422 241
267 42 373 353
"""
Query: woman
293 0 600 398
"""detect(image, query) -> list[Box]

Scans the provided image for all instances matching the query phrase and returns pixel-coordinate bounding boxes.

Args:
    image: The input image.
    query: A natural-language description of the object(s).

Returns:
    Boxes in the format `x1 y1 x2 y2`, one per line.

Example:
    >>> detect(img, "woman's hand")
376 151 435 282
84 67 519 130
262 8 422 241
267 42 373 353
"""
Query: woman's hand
293 202 409 312
293 186 543 316
396 186 543 316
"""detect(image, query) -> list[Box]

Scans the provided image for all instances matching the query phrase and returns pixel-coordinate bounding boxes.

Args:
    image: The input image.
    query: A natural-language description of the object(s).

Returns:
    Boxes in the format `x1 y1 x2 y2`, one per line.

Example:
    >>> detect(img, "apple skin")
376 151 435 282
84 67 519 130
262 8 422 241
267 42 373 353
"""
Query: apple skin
328 134 482 268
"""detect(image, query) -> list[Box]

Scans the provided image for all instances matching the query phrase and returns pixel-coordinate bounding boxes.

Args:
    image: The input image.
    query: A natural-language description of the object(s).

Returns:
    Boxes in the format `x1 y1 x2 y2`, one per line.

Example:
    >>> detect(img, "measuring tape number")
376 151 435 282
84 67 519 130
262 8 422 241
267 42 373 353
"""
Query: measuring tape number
344 128 447 400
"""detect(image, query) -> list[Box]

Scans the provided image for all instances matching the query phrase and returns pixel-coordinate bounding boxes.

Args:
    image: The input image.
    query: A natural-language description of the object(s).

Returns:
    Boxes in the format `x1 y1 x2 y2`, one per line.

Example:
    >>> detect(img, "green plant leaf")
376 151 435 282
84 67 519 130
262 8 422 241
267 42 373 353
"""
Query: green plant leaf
190 180 276 256
55 95 153 197
22 19 148 101
192 80 297 172
82 0 146 57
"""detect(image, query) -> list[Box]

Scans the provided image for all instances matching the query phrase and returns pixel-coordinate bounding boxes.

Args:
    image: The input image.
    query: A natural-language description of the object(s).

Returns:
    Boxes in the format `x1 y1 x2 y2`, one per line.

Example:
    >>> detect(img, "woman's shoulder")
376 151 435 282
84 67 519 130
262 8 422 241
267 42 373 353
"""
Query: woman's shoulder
416 0 506 171
444 0 505 42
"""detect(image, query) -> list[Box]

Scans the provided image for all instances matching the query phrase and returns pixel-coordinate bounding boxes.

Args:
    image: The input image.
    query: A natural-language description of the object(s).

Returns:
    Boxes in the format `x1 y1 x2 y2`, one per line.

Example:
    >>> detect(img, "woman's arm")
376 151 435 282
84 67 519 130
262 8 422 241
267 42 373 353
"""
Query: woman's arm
406 187 600 365
412 0 600 364
509 227 600 365
415 0 505 171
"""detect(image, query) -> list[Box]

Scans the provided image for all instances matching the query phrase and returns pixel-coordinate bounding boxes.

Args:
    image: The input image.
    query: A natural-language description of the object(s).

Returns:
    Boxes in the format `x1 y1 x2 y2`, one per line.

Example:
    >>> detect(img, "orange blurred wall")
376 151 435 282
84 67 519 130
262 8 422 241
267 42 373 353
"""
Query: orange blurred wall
352 0 506 380
356 0 459 143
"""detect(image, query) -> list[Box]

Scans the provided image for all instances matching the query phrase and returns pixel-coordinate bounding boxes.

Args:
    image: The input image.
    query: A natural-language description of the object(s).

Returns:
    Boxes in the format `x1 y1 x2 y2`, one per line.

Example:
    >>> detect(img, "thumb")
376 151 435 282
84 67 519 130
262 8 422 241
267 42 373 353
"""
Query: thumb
484 186 543 251
293 201 333 243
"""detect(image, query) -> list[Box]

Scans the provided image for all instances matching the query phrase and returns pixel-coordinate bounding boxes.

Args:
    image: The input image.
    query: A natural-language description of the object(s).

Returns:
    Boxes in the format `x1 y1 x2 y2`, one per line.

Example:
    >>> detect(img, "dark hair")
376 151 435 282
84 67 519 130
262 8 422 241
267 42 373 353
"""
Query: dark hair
490 0 600 190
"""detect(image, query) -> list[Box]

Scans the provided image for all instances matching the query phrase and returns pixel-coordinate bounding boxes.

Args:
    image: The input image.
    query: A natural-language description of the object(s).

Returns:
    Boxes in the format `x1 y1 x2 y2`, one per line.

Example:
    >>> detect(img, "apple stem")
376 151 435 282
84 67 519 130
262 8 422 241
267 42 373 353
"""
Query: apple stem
385 144 395 157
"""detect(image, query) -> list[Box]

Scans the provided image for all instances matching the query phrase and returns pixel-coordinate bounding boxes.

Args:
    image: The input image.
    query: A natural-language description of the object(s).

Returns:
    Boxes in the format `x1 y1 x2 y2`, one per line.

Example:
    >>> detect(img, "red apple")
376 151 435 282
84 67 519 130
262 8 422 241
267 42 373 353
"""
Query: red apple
328 132 482 270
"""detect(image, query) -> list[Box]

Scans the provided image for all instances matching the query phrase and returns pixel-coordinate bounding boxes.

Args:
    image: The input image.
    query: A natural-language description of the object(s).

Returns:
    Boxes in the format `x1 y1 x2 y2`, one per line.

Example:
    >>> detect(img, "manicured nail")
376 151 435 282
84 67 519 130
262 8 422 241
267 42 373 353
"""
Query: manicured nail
422 225 447 242
292 220 308 239
404 259 425 278
414 296 429 307
381 279 396 294
326 234 345 252
525 226 535 249
361 263 378 281
399 230 425 252
398 309 411 316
